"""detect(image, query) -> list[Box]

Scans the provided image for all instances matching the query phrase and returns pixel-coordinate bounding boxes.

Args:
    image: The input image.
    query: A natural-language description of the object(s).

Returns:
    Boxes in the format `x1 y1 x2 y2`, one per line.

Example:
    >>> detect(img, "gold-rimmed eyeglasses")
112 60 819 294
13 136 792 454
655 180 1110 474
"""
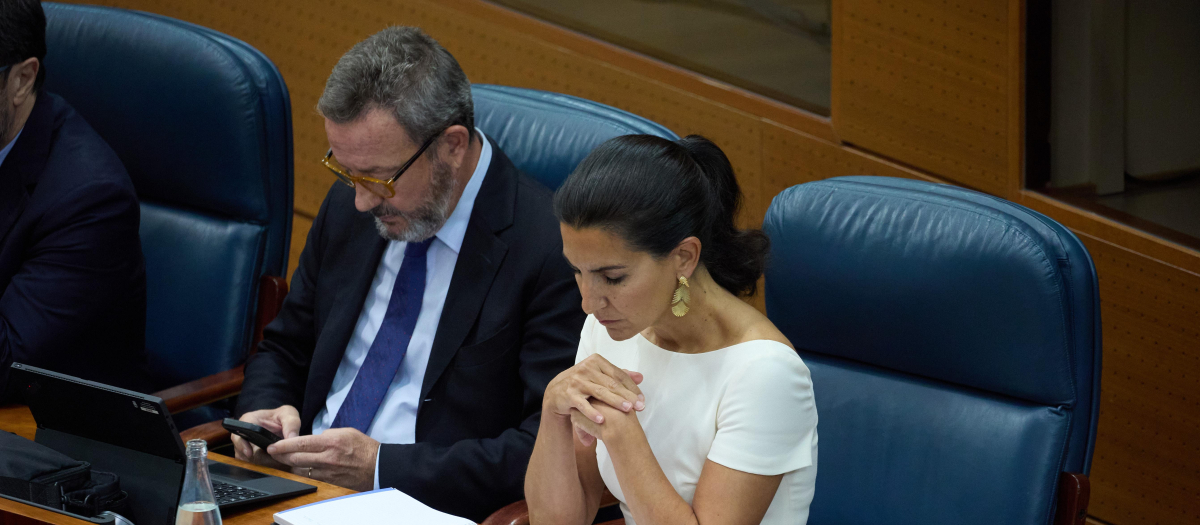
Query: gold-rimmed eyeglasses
320 131 440 199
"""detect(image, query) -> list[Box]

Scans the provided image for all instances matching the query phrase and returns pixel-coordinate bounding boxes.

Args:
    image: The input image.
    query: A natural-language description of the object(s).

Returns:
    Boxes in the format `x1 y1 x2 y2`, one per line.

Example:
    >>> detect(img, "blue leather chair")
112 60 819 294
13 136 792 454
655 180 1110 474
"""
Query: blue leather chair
763 176 1100 525
42 3 293 423
472 84 678 190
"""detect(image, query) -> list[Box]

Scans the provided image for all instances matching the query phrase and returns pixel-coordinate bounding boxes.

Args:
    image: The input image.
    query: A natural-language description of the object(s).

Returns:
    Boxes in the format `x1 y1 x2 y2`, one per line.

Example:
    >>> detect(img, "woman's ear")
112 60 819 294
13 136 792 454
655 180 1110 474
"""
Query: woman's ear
673 236 702 277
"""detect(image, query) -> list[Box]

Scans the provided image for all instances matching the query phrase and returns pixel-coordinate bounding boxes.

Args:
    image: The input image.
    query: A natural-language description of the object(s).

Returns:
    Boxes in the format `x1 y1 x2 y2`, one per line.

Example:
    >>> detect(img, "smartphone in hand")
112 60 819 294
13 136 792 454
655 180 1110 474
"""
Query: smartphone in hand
222 418 282 449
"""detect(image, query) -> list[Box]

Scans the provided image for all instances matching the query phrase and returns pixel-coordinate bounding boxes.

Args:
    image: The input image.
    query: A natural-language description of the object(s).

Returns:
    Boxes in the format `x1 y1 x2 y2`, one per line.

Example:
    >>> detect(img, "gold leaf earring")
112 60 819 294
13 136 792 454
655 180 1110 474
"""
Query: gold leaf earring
671 276 690 317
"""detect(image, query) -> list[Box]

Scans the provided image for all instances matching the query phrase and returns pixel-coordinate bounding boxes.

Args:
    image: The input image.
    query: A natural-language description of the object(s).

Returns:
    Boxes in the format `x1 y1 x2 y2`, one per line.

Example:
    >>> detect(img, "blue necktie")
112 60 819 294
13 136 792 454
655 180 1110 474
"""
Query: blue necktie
332 238 433 434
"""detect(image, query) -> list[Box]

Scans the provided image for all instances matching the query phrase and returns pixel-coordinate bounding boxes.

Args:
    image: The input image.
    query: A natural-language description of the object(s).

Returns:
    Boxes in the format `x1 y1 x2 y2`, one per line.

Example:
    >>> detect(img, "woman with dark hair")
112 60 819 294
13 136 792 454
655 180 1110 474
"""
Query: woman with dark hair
526 135 817 525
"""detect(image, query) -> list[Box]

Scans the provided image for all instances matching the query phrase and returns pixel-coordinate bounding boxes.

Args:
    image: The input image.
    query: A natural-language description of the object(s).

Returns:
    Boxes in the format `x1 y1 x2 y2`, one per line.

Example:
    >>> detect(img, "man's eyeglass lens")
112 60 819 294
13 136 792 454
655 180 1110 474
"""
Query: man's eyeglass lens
322 153 394 198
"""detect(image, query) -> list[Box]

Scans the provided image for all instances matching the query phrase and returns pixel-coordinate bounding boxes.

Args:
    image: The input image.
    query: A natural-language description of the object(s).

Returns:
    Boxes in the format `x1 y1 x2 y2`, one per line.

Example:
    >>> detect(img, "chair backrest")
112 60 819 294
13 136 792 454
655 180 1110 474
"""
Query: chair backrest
43 3 294 390
472 84 678 190
763 176 1101 525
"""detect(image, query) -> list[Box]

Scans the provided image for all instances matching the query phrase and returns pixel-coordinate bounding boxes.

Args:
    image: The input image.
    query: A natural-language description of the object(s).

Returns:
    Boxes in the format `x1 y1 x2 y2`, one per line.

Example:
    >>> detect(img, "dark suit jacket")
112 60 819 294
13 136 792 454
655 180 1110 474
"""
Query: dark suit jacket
237 140 584 521
0 91 150 397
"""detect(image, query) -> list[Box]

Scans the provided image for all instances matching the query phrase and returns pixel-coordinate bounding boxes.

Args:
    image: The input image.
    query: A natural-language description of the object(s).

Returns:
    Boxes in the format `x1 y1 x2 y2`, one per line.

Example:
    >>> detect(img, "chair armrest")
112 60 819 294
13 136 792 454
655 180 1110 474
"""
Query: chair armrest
254 275 289 351
481 499 528 525
599 490 619 509
1055 472 1090 525
480 489 622 525
180 419 233 448
154 365 245 415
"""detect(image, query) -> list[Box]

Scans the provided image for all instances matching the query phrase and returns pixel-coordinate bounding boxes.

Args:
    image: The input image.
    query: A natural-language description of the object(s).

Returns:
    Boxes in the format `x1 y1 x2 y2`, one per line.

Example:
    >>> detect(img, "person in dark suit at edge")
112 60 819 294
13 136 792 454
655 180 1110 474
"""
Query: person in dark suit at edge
232 26 584 521
0 0 149 397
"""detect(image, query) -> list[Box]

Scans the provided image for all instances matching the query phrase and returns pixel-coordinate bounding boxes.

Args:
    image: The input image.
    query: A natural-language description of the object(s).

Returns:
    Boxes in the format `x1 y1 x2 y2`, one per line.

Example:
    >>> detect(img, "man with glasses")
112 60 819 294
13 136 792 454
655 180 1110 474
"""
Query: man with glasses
0 0 149 396
232 27 584 521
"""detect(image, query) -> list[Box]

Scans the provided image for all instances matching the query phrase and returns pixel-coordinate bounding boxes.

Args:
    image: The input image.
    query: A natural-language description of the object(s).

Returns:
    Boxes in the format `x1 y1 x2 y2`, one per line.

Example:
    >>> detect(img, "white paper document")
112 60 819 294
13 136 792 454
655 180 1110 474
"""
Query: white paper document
273 488 474 525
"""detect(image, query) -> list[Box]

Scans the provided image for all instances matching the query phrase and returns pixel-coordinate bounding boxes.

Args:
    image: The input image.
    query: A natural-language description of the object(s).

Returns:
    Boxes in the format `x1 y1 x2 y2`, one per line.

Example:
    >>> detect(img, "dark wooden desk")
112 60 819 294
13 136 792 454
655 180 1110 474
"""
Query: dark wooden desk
0 405 355 525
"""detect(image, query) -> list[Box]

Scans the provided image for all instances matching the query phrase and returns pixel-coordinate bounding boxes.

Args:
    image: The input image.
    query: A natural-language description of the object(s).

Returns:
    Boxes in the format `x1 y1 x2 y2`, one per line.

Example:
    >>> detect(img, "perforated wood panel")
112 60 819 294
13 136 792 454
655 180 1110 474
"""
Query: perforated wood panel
834 0 1015 198
437 16 769 228
1078 234 1200 525
763 120 935 200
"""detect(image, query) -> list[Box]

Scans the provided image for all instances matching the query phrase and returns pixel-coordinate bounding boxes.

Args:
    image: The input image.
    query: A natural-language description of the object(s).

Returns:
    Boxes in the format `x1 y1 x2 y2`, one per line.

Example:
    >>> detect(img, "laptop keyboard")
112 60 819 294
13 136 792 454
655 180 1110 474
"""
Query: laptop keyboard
211 480 268 505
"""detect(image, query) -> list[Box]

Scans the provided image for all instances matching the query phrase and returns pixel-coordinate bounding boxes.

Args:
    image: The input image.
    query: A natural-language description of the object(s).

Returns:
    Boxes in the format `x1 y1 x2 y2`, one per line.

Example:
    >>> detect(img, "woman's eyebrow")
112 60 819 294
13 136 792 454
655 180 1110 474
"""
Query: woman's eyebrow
590 265 627 273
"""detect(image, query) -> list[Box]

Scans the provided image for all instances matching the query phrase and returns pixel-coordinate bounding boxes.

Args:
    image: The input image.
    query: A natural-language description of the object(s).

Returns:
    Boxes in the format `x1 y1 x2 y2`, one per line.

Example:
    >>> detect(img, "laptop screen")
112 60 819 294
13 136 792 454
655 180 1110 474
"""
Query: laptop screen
11 363 186 461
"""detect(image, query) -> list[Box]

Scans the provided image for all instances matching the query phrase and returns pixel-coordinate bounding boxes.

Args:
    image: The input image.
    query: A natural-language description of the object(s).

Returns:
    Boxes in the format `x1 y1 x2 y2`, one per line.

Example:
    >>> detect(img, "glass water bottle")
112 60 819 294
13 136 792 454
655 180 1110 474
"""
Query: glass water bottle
175 439 223 525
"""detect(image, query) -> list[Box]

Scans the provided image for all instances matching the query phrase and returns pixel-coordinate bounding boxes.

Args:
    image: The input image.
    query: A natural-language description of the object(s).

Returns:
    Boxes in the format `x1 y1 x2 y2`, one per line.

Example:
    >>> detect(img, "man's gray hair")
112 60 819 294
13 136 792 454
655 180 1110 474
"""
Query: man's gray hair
318 26 473 144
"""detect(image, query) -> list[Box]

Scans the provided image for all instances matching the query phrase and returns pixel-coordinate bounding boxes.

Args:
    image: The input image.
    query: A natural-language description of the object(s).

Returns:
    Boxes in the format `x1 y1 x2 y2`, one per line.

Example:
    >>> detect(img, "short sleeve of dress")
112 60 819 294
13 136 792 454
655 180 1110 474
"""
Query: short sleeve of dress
574 314 599 365
707 344 817 476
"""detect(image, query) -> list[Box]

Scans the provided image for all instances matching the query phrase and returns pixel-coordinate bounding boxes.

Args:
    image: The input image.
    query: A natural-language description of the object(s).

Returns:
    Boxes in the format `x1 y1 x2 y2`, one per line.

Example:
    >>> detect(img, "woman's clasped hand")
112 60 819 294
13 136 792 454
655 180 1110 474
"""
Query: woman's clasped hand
544 353 645 446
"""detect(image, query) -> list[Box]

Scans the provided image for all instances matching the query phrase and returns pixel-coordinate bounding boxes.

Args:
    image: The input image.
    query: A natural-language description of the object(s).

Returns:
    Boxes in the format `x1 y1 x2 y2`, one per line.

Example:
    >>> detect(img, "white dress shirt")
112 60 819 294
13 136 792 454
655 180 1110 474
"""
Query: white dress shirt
311 131 492 488
0 129 24 169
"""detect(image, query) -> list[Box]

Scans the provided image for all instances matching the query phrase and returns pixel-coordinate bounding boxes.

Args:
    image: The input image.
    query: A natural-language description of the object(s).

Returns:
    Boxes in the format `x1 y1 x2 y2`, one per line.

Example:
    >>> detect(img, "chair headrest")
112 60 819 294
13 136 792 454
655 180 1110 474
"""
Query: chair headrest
472 84 679 190
42 3 292 229
764 176 1100 408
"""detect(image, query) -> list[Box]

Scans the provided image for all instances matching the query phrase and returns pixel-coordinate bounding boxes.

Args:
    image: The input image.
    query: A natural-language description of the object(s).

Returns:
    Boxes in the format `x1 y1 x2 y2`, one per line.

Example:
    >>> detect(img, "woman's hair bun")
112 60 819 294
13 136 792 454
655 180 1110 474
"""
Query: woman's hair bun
554 134 769 296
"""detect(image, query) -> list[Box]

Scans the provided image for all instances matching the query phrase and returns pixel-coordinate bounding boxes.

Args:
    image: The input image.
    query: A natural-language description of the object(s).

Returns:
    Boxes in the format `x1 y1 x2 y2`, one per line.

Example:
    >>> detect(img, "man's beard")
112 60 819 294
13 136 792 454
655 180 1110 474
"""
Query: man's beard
369 158 456 242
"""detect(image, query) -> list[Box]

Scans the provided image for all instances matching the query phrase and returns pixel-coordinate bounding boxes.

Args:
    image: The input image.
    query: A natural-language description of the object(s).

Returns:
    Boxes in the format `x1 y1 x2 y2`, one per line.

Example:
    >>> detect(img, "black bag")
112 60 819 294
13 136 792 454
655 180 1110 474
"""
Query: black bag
0 431 129 517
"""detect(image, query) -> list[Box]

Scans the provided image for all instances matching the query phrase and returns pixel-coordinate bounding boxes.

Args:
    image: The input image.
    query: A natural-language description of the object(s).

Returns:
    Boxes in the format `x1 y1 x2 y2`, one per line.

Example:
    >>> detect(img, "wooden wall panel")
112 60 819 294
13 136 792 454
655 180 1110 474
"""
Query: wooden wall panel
1075 233 1200 525
834 0 1014 198
763 120 938 201
60 1 1200 524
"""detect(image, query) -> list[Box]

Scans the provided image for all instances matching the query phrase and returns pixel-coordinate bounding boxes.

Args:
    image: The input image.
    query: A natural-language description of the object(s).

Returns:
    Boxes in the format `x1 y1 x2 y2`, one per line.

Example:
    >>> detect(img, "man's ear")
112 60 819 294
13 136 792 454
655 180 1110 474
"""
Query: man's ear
439 124 472 170
9 57 40 107
673 236 702 278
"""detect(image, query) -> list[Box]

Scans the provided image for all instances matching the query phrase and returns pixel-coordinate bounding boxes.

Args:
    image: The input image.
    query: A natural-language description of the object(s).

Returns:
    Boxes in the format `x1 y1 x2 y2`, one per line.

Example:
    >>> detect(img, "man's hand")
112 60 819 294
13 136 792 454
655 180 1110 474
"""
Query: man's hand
233 405 301 470
266 428 380 492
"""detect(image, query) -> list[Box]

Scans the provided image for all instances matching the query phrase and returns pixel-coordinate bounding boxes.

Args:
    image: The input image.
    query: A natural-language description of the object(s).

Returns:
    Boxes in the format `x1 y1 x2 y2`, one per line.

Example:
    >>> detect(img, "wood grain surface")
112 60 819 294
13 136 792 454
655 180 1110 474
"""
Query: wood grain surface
1079 236 1200 525
833 0 1016 198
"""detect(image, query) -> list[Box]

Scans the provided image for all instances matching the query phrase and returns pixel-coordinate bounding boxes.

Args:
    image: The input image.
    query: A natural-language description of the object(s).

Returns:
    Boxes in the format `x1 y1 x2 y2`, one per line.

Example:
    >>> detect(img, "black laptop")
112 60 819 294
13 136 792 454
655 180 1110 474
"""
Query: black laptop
8 363 316 525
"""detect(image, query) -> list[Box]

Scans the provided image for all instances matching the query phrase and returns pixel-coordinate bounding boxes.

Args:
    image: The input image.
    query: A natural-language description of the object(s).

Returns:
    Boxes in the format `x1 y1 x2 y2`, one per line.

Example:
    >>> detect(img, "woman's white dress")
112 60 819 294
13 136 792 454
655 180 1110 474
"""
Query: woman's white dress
575 314 818 525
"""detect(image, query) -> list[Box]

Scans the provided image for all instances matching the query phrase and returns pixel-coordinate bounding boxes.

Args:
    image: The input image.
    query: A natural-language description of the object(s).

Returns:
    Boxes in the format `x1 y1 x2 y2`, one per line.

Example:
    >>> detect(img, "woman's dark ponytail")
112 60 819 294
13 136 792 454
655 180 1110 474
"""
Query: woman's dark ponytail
675 136 770 296
554 134 770 297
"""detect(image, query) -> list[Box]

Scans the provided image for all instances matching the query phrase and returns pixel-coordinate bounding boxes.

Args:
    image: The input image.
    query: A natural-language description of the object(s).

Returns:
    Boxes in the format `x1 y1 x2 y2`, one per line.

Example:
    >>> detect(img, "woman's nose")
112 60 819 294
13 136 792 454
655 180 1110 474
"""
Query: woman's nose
579 280 605 314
